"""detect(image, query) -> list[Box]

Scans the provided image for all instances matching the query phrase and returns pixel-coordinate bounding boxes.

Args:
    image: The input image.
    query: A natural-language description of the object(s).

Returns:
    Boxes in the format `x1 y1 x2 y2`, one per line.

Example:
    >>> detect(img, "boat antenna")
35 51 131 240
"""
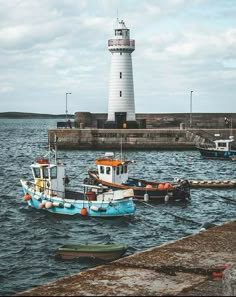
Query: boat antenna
120 137 123 160
44 133 57 162
54 134 57 163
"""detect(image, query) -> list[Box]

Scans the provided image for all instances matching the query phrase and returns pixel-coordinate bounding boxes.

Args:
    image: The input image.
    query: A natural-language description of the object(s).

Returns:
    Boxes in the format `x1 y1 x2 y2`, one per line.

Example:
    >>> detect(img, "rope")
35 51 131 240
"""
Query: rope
218 195 236 204
138 200 201 226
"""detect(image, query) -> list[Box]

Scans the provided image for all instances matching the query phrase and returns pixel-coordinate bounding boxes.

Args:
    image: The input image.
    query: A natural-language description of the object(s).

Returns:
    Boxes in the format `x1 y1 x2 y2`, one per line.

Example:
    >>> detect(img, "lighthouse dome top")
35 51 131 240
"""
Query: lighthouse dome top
116 19 128 30
114 19 130 40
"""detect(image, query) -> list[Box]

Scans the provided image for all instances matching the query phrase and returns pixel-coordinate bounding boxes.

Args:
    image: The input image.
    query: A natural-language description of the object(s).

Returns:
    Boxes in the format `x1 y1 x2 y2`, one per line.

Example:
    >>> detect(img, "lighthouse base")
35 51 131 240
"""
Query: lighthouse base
104 121 139 129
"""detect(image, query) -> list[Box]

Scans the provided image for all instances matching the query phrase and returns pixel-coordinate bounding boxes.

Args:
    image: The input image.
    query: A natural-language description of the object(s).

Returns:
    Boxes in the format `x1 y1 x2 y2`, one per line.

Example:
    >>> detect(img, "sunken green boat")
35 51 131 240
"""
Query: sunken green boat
55 243 129 261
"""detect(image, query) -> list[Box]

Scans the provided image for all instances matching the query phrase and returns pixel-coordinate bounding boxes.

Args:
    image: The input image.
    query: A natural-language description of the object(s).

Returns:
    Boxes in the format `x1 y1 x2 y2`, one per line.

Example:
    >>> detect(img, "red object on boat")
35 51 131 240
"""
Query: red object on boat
86 191 96 201
37 159 49 164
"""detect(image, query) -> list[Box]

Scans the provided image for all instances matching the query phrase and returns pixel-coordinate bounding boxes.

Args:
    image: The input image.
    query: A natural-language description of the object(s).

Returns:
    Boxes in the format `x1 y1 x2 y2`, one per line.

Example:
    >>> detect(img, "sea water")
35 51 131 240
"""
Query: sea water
0 118 235 296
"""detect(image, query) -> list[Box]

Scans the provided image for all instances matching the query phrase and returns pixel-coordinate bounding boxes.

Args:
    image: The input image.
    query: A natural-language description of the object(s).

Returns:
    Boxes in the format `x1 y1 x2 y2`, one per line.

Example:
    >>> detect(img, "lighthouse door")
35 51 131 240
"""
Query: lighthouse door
115 112 127 128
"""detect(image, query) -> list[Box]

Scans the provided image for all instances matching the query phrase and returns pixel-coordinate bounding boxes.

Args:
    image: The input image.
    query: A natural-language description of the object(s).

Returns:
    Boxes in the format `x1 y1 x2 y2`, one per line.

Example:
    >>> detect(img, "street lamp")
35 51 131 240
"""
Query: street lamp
66 92 72 122
190 90 193 128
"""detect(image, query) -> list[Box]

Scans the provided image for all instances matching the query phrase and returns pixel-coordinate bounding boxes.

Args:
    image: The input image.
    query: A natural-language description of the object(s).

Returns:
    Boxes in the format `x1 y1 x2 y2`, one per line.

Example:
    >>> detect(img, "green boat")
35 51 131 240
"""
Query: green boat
55 243 129 261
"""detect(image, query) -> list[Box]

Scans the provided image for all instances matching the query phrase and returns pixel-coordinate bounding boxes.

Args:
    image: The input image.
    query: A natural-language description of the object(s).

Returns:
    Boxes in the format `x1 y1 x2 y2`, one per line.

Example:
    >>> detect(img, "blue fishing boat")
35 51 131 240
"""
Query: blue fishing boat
20 148 135 218
197 136 236 160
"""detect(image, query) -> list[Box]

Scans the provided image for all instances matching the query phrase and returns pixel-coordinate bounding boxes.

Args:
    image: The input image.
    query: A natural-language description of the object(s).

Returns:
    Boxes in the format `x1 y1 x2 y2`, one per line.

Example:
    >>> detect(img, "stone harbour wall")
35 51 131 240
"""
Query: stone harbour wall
48 128 236 150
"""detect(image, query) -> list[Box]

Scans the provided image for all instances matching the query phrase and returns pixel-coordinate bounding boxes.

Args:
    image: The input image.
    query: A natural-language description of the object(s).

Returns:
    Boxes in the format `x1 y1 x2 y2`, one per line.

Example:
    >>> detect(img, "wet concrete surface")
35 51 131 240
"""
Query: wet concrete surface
16 220 236 296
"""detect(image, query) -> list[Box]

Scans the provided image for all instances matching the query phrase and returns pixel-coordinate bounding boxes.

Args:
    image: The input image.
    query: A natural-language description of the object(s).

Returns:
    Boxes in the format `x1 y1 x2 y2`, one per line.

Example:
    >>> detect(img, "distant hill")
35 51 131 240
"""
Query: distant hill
0 112 74 119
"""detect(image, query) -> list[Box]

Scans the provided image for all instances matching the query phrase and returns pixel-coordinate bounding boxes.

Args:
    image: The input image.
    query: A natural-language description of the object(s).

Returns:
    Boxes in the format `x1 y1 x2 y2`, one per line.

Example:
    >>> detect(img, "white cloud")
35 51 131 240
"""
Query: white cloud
0 0 236 113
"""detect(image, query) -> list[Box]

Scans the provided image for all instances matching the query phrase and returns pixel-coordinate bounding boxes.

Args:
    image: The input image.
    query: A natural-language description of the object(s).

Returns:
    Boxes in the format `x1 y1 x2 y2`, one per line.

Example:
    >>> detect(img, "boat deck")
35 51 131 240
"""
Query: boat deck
189 179 236 188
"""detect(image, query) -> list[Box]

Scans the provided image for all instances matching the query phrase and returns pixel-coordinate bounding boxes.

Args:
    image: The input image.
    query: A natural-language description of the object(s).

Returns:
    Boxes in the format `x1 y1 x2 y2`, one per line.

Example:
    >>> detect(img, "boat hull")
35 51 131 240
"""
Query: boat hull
198 148 236 160
55 244 128 261
21 180 135 218
87 172 190 202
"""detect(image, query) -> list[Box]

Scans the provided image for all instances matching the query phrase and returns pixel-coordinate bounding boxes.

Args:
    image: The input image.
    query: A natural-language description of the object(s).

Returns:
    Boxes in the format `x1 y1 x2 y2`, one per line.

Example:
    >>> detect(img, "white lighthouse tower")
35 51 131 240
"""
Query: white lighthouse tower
106 19 138 129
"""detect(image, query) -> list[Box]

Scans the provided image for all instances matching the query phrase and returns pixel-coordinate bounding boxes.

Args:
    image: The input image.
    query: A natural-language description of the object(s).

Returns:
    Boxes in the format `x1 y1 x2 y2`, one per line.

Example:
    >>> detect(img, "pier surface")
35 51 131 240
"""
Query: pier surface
16 220 236 296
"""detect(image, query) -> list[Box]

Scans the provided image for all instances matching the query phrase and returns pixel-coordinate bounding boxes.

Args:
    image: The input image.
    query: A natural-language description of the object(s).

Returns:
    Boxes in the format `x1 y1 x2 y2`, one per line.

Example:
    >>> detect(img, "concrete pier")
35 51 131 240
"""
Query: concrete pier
48 128 236 150
16 220 236 296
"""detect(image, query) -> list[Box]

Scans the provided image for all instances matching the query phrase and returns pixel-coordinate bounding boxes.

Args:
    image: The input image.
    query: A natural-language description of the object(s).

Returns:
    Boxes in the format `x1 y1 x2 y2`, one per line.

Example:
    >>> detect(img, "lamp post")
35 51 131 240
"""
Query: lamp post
65 92 72 122
190 90 193 128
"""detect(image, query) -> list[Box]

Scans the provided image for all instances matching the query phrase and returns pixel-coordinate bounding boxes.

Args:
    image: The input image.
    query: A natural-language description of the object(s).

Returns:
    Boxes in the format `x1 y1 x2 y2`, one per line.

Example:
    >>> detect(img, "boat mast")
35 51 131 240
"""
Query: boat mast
54 134 57 163
120 137 123 160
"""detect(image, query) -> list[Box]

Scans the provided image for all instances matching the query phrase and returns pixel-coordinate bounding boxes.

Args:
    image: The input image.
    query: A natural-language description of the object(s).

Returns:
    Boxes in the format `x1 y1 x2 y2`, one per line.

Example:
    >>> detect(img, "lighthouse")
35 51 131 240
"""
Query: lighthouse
105 19 138 129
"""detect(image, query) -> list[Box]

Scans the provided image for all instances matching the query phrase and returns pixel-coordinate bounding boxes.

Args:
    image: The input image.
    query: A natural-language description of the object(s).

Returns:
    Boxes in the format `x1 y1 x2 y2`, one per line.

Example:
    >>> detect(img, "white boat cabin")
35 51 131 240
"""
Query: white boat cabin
31 159 66 197
213 137 234 151
95 153 131 184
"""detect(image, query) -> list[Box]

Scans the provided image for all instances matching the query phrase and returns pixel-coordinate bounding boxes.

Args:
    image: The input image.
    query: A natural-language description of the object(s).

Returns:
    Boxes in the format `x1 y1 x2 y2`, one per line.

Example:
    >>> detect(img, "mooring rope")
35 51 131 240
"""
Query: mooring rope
138 200 202 226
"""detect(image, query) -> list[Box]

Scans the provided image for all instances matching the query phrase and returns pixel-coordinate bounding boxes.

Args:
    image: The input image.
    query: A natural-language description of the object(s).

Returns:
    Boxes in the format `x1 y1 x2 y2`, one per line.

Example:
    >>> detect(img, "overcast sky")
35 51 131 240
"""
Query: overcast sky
1 0 236 115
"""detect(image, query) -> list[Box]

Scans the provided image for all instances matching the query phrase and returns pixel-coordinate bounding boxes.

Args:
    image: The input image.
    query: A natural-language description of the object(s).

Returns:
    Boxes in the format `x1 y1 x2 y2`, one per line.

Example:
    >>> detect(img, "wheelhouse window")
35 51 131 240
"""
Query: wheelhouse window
33 167 41 178
120 72 122 79
100 166 104 174
50 166 57 179
106 167 111 175
42 166 49 178
218 143 227 148
124 165 127 173
120 91 122 97
116 166 120 175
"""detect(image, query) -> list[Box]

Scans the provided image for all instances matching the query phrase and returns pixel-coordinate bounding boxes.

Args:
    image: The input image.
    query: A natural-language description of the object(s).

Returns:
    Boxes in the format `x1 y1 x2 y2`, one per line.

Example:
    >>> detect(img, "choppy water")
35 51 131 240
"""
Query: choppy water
0 118 235 296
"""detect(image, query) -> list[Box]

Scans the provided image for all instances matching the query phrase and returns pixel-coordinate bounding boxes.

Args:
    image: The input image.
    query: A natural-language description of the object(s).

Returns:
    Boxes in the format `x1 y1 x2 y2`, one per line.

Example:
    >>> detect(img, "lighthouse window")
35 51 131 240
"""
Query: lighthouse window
120 72 122 79
115 29 122 36
120 91 122 97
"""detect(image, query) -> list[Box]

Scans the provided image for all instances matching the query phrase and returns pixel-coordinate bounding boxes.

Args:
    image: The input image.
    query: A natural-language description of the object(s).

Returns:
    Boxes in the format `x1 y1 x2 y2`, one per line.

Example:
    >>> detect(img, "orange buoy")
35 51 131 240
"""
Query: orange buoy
80 208 87 216
164 183 174 190
146 184 152 189
158 183 164 190
24 193 31 201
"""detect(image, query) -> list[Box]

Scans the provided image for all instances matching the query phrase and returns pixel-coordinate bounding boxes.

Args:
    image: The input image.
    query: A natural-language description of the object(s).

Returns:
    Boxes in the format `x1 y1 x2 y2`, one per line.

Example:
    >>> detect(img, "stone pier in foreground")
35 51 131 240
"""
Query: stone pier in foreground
16 220 236 296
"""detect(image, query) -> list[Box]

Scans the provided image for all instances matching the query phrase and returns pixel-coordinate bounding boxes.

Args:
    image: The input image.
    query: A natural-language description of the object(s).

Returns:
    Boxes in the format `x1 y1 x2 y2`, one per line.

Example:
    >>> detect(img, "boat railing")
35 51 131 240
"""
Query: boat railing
27 181 78 199
197 142 215 149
